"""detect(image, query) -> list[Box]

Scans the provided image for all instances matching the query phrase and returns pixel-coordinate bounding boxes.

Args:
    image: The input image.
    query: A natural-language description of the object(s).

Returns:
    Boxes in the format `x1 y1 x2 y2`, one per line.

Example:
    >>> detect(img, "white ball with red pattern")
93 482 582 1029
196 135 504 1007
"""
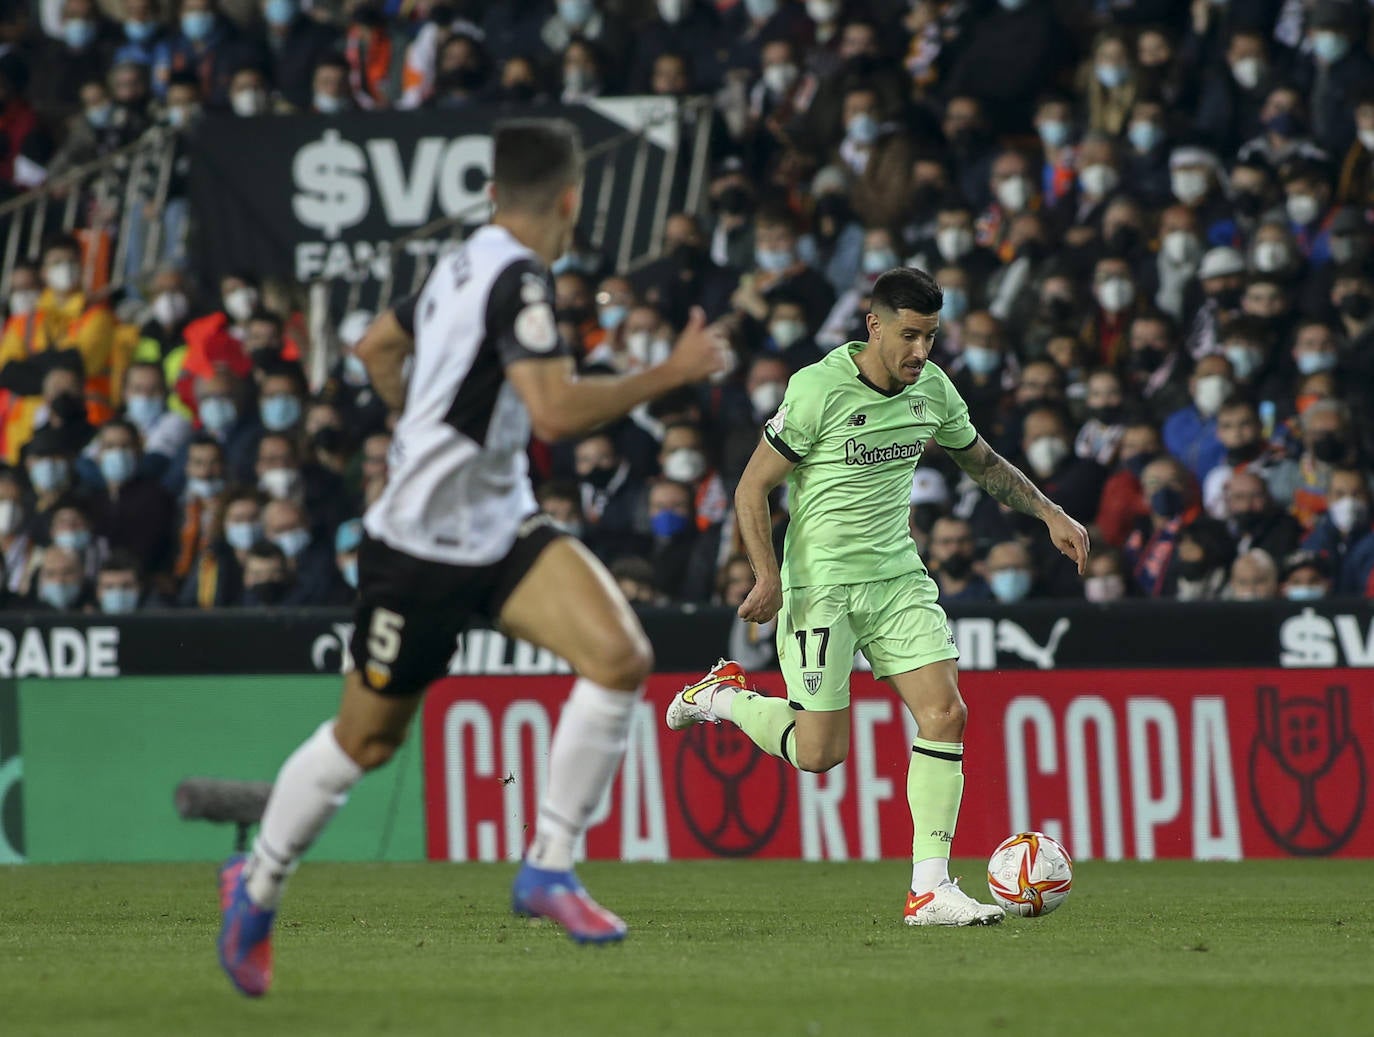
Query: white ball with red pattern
987 831 1074 917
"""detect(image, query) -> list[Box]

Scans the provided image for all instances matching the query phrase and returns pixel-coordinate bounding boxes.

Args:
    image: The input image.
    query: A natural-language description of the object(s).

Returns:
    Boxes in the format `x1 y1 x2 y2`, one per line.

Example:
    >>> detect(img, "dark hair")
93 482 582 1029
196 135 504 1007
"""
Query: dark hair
492 118 584 212
257 432 300 463
1219 314 1273 346
100 548 141 577
247 541 287 565
100 418 141 447
187 432 224 457
247 308 283 329
124 359 166 390
536 479 579 505
166 71 200 93
314 54 349 76
872 267 943 316
42 233 81 258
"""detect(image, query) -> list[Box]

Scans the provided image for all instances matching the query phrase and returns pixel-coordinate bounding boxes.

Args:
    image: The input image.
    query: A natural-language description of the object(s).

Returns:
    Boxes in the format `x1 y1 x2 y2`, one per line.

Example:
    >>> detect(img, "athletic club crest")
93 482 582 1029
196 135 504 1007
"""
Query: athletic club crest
910 397 926 421
803 671 822 695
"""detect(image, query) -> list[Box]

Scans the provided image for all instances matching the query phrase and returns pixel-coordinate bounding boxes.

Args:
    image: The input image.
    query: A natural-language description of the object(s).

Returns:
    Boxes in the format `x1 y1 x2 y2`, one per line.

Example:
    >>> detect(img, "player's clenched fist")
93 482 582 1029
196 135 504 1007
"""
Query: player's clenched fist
668 306 734 383
737 575 783 624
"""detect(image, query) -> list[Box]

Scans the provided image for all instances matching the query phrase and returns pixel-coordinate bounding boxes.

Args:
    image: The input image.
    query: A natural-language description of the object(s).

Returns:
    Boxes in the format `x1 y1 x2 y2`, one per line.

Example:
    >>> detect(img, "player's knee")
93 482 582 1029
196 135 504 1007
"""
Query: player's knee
580 628 654 691
914 696 967 741
337 728 406 771
795 744 847 773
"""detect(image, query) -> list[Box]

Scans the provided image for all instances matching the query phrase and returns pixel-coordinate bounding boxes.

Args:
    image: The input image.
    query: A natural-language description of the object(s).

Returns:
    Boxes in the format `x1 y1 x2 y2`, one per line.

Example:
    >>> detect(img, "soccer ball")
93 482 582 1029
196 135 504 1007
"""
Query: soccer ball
987 831 1074 917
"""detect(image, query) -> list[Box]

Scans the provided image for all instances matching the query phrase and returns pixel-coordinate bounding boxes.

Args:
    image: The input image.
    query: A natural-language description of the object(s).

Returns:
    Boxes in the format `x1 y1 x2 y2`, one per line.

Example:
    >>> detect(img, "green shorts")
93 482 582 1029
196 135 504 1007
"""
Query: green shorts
777 570 958 712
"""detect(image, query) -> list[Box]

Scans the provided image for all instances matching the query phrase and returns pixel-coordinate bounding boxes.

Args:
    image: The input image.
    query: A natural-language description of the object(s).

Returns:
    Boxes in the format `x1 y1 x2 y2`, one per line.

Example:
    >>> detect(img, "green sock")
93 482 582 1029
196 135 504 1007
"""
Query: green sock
908 737 964 865
731 692 798 766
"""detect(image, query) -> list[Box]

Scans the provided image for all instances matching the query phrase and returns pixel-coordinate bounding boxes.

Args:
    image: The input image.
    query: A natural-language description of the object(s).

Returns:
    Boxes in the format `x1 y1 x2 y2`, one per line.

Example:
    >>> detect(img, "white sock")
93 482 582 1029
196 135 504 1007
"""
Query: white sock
709 684 740 721
526 678 638 871
911 856 951 895
245 721 363 909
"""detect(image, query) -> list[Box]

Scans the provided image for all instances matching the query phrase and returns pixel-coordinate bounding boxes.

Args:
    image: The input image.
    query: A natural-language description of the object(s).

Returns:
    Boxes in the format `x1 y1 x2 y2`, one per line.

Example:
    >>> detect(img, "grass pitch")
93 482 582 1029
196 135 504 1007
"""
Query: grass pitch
2 860 1372 1037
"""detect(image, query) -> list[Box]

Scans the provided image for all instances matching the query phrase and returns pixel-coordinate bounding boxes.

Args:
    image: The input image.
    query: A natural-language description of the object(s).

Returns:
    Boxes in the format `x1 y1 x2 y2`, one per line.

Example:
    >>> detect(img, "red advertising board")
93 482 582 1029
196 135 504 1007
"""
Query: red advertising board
421 669 1373 862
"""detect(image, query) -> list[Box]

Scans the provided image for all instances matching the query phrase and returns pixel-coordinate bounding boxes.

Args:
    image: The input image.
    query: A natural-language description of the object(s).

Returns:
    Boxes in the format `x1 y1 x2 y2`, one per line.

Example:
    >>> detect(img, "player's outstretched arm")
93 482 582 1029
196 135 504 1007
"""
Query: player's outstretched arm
949 434 1091 575
507 307 730 441
734 437 795 623
355 309 415 411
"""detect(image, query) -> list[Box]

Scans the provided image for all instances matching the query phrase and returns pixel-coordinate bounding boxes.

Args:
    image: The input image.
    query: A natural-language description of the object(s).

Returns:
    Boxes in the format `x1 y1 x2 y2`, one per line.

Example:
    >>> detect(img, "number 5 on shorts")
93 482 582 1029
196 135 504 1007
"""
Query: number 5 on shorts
794 626 830 667
368 608 404 664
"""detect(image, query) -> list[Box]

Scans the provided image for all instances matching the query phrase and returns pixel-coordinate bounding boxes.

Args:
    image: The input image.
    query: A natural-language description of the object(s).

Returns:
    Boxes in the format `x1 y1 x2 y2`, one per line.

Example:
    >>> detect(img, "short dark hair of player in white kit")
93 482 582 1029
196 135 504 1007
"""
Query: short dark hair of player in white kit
872 267 944 318
491 118 586 212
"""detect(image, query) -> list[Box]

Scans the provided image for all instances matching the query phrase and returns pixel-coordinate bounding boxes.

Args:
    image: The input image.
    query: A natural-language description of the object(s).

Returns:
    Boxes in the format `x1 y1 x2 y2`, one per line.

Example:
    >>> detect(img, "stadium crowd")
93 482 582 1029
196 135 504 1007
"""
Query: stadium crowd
0 0 1372 616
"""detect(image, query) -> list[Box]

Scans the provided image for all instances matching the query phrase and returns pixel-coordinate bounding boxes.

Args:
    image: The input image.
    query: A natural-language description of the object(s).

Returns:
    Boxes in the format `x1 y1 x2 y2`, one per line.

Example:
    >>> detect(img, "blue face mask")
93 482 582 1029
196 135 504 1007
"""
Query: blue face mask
755 248 794 273
964 345 1001 375
940 286 969 321
54 529 91 553
1151 486 1184 520
28 458 70 494
1038 120 1070 149
1312 32 1350 65
558 0 593 25
598 305 628 331
265 0 296 26
181 10 215 41
125 394 164 428
199 396 237 434
998 0 1028 9
271 527 311 559
343 354 369 385
260 394 302 432
1095 63 1128 90
861 248 897 275
1284 584 1324 602
39 580 81 610
187 477 224 500
225 521 261 552
100 449 138 486
64 19 97 50
1128 121 1162 153
86 104 113 129
651 510 691 538
100 586 140 614
341 558 359 589
846 113 879 145
125 19 157 42
989 568 1032 603
1296 351 1337 376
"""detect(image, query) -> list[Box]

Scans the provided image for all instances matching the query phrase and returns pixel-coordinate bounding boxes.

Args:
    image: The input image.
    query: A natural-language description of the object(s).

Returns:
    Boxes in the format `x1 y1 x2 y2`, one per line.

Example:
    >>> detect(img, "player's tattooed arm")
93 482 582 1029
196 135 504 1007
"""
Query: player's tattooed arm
949 435 1056 520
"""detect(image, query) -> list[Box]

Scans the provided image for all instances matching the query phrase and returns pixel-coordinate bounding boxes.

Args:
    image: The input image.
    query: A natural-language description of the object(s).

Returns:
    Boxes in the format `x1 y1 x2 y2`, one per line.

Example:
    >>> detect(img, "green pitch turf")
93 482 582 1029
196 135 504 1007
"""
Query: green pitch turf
2 860 1372 1037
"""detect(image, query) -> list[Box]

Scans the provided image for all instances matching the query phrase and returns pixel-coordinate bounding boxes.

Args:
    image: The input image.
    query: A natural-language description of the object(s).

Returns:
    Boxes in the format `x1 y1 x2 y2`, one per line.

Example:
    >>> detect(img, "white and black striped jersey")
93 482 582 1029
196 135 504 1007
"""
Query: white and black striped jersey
363 225 571 566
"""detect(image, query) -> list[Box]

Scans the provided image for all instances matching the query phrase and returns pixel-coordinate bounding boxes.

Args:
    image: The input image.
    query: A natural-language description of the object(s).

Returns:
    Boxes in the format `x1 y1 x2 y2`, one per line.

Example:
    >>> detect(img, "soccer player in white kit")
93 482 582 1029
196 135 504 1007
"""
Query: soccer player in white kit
217 119 731 996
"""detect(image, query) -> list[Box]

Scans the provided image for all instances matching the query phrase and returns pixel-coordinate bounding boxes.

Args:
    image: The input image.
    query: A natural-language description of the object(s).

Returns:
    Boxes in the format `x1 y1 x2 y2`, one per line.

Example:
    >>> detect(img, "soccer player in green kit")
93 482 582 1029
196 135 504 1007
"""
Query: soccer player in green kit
666 267 1090 925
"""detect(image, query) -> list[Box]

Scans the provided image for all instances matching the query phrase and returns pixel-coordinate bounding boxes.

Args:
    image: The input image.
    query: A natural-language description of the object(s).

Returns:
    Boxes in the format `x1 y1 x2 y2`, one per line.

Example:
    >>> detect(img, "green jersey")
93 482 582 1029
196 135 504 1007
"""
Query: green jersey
763 342 977 590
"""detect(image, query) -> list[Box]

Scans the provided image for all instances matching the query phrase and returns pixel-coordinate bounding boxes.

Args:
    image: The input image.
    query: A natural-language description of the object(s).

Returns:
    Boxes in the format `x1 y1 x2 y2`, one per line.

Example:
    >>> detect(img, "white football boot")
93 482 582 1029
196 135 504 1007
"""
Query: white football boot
903 879 1005 926
665 659 750 731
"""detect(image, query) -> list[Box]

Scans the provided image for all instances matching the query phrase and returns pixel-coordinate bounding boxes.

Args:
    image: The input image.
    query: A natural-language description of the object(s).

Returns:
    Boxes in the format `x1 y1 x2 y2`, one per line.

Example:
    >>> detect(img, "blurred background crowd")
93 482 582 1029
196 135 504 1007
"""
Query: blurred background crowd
0 0 1372 617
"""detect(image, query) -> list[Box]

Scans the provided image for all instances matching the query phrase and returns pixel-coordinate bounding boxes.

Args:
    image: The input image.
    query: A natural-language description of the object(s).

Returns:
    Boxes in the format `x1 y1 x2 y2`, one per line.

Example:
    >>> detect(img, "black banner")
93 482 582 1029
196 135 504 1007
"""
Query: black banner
0 602 1371 678
188 99 686 312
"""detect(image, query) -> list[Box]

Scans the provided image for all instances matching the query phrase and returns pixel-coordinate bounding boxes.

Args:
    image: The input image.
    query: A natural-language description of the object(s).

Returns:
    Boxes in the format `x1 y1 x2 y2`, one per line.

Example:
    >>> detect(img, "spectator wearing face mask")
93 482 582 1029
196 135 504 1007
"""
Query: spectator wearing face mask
171 432 226 579
705 159 759 272
316 309 388 441
173 272 270 411
948 310 1017 443
977 150 1039 262
1215 315 1284 415
1087 255 1143 367
1294 2 1374 158
335 517 362 595
1225 547 1279 601
1075 369 1128 467
153 0 266 105
1193 26 1273 157
658 421 728 534
357 430 389 508
760 295 824 372
1299 467 1373 593
1184 246 1247 360
1204 400 1300 519
44 500 107 585
95 549 146 614
536 480 585 541
632 212 738 327
1163 353 1234 480
0 236 116 426
134 266 195 369
642 477 718 603
115 0 166 68
48 69 149 179
1172 518 1236 601
308 55 352 116
262 497 342 605
1280 549 1333 602
1096 420 1163 548
0 467 39 596
1237 85 1329 170
928 516 991 603
1223 470 1303 566
28 0 117 121
1278 160 1337 266
1032 95 1077 207
573 431 645 561
85 418 174 573
304 400 350 478
1122 455 1203 597
730 203 834 335
1331 263 1374 430
237 540 293 607
180 486 257 608
22 428 84 538
119 361 191 484
257 0 339 110
1122 97 1174 206
254 430 352 540
1291 397 1355 530
609 555 665 607
425 31 491 109
1083 546 1129 603
747 38 814 171
30 544 90 612
839 87 915 232
984 539 1037 604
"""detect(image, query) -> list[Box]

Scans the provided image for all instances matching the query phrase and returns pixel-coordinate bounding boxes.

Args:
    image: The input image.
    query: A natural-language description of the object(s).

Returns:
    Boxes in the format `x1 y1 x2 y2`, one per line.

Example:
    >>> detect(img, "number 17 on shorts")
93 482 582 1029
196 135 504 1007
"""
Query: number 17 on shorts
777 585 853 712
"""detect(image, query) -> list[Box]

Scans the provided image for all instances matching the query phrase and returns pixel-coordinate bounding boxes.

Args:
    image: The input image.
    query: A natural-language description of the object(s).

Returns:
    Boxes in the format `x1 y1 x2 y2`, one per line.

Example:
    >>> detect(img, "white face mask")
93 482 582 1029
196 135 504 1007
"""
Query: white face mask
936 226 973 262
1078 163 1119 198
1328 496 1368 535
1193 373 1232 416
805 0 838 21
1084 573 1125 602
749 381 786 418
1025 436 1069 478
151 290 189 328
1360 128 1374 152
1252 240 1291 272
662 448 707 483
769 318 808 349
1161 230 1201 265
995 175 1030 213
1232 56 1263 90
9 288 38 315
231 89 266 117
1285 193 1320 226
223 286 258 323
625 330 672 367
657 0 686 23
45 260 80 294
258 466 300 500
1171 169 1209 204
1095 277 1135 314
0 499 22 536
762 63 798 96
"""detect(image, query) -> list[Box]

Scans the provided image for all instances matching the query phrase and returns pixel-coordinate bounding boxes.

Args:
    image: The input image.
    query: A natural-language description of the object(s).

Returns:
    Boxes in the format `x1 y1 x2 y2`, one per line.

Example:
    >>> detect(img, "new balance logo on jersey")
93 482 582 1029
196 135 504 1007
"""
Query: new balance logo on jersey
846 413 867 427
844 438 925 466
